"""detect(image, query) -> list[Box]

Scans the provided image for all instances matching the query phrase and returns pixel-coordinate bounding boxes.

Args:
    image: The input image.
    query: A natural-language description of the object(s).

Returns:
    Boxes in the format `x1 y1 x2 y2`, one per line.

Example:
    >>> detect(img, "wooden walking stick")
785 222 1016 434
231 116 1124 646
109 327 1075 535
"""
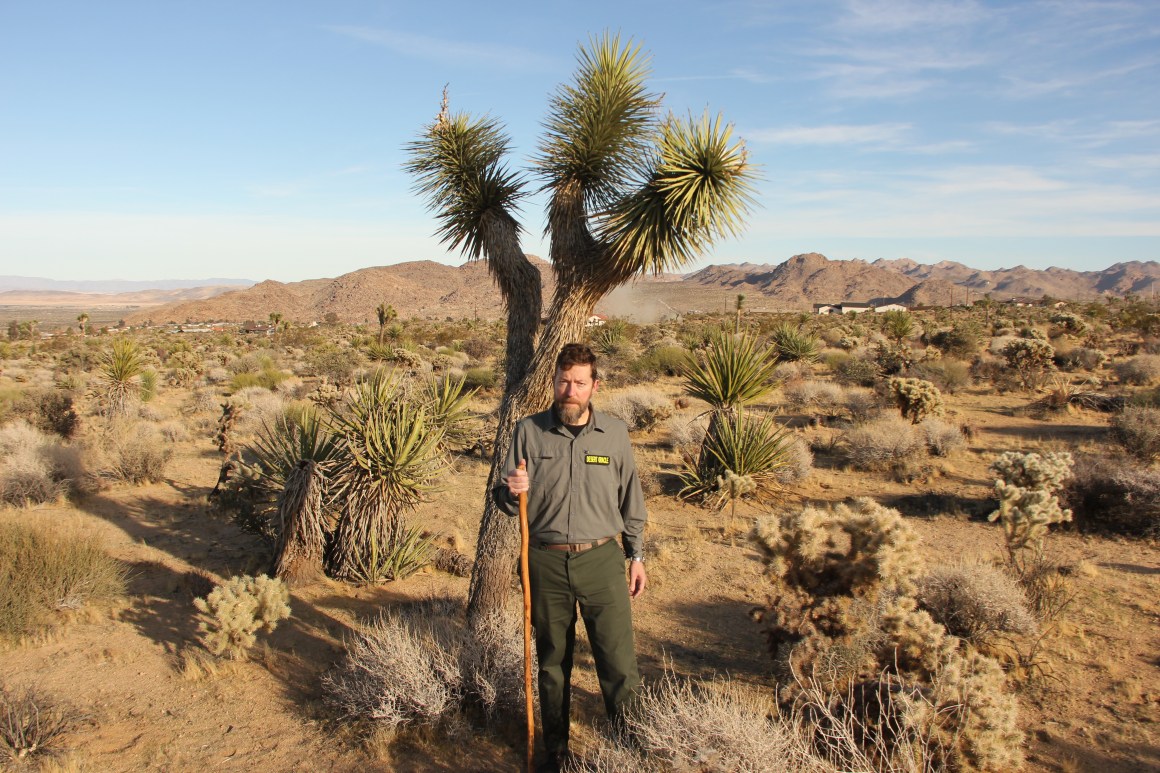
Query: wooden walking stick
518 461 534 773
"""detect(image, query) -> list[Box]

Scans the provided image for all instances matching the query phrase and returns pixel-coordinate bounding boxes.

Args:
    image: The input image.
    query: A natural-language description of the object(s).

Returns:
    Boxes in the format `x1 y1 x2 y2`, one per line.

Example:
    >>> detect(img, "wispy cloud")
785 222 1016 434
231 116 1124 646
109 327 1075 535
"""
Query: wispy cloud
985 119 1160 147
834 0 988 33
1002 56 1159 97
327 26 553 70
748 122 912 146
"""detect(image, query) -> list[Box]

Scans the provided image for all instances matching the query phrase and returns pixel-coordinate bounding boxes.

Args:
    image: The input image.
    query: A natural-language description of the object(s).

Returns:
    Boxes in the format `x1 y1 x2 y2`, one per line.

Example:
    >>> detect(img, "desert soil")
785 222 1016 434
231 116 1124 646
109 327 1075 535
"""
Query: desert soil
1 382 1158 772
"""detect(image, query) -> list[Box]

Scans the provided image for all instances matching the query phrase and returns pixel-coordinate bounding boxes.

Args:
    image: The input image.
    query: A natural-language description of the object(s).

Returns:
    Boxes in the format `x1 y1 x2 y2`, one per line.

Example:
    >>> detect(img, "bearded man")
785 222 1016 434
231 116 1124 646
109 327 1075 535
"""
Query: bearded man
494 342 647 772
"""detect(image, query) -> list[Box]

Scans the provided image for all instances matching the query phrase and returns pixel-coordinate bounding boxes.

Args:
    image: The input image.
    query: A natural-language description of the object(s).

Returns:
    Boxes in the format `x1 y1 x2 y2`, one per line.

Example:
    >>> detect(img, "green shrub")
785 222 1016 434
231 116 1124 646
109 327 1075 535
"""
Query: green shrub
833 354 878 387
0 521 127 641
769 324 819 363
628 345 688 380
229 368 289 391
463 366 497 391
926 323 982 359
907 359 970 393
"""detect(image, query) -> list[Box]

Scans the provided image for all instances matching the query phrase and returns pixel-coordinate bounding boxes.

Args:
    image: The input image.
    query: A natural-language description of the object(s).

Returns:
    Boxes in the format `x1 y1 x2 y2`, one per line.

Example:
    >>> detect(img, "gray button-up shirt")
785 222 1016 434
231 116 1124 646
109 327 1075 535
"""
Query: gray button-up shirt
492 407 647 559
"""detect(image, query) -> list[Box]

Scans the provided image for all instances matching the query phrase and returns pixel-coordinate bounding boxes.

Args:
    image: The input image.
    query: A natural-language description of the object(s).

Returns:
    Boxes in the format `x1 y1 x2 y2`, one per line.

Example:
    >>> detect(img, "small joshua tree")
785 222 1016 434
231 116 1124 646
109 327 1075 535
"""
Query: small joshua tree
988 451 1073 569
194 574 291 660
96 337 145 416
888 377 944 424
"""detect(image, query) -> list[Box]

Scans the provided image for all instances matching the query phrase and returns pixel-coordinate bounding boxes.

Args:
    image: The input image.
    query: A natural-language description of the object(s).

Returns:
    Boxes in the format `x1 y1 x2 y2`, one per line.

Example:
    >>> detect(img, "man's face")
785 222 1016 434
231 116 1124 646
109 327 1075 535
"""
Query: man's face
553 364 598 425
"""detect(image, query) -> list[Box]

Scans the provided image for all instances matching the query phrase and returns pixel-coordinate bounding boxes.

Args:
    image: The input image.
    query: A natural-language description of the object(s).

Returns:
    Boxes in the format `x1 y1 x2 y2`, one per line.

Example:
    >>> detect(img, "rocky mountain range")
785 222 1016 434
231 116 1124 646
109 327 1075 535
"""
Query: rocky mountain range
11 253 1156 326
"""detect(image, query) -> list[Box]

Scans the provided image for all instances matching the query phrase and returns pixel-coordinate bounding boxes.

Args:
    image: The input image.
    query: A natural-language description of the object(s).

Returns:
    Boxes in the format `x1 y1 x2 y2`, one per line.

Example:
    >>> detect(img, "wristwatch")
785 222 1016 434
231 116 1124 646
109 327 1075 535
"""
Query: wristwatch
629 556 644 563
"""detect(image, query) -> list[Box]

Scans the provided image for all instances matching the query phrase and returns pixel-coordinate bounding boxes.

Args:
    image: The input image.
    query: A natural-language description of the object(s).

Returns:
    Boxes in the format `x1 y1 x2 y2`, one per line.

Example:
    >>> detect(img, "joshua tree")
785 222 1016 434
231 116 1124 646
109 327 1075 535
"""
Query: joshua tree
881 309 914 344
406 33 755 622
77 312 90 337
376 303 398 345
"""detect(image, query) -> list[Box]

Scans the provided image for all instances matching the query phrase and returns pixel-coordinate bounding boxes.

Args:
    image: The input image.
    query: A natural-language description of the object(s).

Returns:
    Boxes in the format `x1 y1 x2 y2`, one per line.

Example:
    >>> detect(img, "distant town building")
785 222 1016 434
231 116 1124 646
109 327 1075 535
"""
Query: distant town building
814 302 906 315
585 314 607 327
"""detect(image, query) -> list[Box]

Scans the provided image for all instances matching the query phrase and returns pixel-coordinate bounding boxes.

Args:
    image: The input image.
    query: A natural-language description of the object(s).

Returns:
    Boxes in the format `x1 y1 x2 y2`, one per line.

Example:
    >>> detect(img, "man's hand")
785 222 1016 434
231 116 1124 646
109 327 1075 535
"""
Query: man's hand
628 560 647 599
504 459 529 497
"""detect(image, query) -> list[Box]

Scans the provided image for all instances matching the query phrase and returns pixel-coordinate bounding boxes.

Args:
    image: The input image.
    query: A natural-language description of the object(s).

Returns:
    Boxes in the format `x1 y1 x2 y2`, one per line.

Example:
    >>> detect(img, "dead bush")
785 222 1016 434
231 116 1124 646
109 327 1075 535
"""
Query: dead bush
918 418 965 457
91 420 173 484
842 388 883 424
784 380 844 415
0 421 77 505
843 416 925 471
775 435 814 486
601 388 674 432
0 685 82 763
916 564 1037 646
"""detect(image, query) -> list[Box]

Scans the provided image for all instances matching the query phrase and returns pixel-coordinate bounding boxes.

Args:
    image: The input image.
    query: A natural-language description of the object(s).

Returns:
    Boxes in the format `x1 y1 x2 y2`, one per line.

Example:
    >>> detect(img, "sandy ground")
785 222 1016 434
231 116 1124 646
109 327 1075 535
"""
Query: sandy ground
1 382 1158 772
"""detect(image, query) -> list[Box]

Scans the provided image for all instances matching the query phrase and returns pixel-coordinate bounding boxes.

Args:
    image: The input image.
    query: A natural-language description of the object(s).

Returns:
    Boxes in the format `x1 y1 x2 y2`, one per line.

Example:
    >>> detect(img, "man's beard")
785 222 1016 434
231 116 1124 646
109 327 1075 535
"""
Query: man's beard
555 399 589 425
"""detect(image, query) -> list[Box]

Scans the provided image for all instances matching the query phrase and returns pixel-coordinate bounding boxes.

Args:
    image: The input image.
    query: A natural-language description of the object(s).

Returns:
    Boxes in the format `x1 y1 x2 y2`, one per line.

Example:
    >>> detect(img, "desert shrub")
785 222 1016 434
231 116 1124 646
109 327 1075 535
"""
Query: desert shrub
463 366 497 391
872 342 913 376
1049 312 1087 336
665 414 706 455
1111 405 1160 461
324 598 528 729
772 360 806 383
93 420 173 484
750 499 1023 772
919 417 965 457
783 380 843 414
1002 338 1055 390
842 387 882 424
601 388 674 432
0 421 82 505
1054 346 1107 371
305 345 361 383
833 354 879 387
12 388 79 438
229 368 289 391
628 345 688 380
0 521 127 641
459 335 497 360
774 435 813 485
916 564 1036 645
843 416 924 471
888 378 943 424
926 324 981 359
1064 454 1160 537
1114 354 1160 385
770 324 819 363
579 672 826 773
906 358 970 394
193 574 291 660
678 409 796 501
231 387 287 435
0 685 81 763
94 337 144 416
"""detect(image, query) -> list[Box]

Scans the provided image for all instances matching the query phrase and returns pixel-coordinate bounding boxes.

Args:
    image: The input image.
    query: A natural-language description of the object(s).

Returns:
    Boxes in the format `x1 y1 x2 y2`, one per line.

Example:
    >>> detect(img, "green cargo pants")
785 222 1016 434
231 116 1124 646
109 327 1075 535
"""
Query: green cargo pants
528 537 641 755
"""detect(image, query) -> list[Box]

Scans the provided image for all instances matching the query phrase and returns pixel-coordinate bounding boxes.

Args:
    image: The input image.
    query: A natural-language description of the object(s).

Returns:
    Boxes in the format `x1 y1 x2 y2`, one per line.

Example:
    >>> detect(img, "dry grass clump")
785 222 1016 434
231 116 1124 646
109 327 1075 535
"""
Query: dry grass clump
665 413 706 455
784 380 844 415
918 418 965 457
575 672 835 773
1110 405 1160 461
324 598 530 733
916 564 1037 646
775 435 814 486
89 420 173 484
842 388 883 424
1114 354 1160 385
842 416 925 471
0 421 73 506
0 521 127 641
601 388 674 432
0 684 82 763
230 387 289 435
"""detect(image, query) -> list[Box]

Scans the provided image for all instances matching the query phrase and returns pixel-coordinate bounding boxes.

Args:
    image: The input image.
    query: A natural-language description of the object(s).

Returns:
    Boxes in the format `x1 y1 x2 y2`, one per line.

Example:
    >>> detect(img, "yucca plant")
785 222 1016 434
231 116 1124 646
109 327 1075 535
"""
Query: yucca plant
769 323 820 363
679 408 793 504
96 337 145 416
327 371 446 581
419 373 477 451
881 310 915 344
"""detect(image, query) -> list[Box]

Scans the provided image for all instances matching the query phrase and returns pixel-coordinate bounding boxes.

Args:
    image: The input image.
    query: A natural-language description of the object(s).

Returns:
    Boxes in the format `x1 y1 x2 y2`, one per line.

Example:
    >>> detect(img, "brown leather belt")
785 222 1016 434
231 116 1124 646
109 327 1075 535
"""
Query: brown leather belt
537 536 613 553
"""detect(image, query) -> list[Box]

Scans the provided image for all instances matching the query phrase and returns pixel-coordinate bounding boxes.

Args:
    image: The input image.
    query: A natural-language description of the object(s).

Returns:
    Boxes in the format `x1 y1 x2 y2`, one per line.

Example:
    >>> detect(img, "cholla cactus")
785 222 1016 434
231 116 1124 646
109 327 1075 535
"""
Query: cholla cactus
889 377 944 424
194 574 291 660
1002 338 1055 390
1049 312 1087 336
716 469 755 543
988 451 1073 561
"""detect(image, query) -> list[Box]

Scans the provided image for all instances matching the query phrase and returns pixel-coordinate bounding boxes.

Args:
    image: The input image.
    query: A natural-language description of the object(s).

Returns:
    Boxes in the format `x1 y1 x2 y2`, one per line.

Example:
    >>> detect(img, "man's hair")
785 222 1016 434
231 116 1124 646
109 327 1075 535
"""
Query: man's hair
556 343 598 381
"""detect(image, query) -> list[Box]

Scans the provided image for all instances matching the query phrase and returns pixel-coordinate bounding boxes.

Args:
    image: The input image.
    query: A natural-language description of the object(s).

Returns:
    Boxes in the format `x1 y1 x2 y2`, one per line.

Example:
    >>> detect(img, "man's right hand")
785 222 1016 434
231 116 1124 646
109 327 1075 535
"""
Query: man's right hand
505 459 529 497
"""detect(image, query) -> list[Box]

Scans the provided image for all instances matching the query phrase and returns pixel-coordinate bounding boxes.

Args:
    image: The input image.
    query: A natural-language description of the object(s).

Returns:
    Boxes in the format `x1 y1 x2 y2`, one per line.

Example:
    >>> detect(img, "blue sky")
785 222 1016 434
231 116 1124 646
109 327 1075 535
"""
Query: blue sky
1 0 1157 282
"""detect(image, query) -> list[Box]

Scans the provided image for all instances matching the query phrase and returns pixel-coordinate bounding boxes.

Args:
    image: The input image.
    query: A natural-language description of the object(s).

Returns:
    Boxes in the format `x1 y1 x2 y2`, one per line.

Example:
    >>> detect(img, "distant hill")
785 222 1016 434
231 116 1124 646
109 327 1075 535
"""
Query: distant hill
14 253 1157 326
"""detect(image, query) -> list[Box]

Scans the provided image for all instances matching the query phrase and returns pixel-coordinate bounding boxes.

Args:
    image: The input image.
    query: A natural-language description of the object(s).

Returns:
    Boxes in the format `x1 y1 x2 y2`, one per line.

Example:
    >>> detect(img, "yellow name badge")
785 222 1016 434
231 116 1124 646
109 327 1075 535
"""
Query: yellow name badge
585 454 610 465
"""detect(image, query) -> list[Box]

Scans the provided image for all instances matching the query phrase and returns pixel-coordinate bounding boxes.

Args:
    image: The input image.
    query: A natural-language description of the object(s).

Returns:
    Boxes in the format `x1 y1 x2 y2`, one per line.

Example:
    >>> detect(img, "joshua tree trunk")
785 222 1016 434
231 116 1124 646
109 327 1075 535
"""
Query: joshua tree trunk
272 460 328 585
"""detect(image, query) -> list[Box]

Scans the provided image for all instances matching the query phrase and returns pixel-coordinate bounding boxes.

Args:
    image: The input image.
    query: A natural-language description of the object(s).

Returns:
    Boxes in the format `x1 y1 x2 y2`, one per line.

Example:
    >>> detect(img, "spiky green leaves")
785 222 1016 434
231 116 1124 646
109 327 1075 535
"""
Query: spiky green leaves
679 409 794 500
681 332 779 411
537 32 660 215
600 111 756 276
404 110 527 259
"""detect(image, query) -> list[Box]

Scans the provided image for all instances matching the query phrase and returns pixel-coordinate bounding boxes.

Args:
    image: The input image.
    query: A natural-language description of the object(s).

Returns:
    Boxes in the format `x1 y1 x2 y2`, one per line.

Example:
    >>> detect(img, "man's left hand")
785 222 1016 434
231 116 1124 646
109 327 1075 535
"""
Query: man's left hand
628 561 647 599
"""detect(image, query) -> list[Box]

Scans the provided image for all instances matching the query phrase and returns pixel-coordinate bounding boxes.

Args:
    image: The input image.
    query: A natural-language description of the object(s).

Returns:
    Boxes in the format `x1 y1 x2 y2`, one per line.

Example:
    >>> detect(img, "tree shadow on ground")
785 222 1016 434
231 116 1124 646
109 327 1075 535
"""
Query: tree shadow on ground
638 597 772 686
881 491 995 520
979 423 1109 444
1032 733 1160 773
